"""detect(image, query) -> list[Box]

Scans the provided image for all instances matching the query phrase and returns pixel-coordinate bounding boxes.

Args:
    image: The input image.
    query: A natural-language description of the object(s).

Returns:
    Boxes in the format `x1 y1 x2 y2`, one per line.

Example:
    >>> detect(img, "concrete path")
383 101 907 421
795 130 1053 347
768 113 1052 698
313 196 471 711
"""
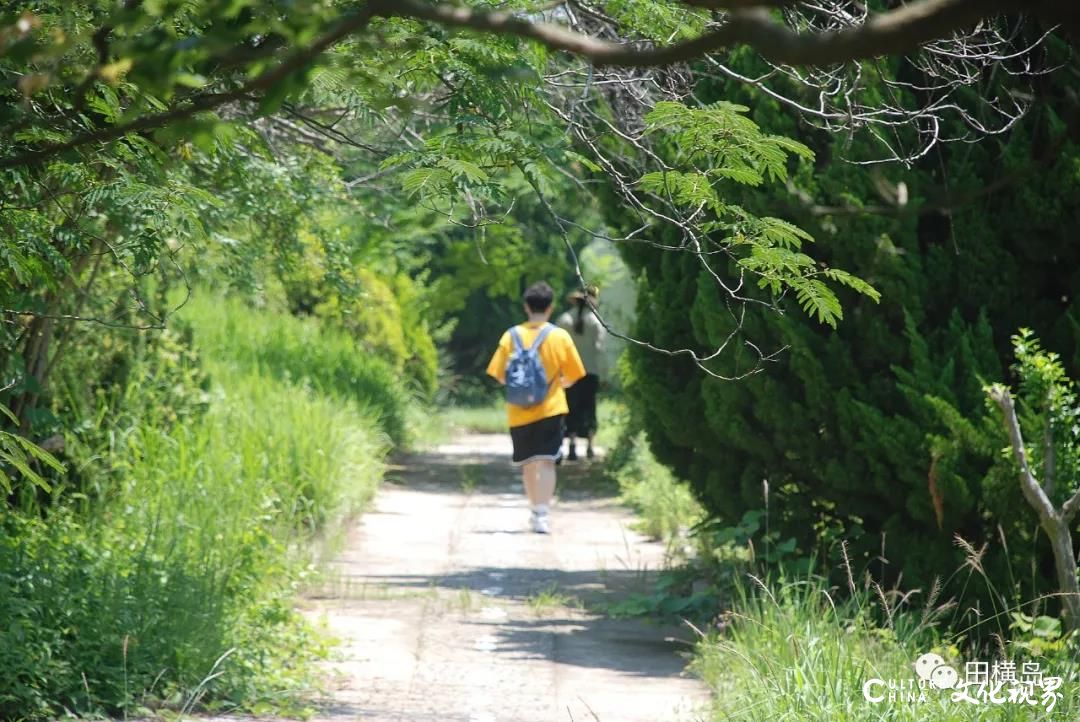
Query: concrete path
300 433 708 722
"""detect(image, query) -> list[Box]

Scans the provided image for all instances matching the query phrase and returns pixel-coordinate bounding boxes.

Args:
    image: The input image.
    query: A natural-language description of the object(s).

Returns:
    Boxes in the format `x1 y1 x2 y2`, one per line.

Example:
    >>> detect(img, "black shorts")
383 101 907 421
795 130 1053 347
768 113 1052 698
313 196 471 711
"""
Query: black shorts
510 415 565 465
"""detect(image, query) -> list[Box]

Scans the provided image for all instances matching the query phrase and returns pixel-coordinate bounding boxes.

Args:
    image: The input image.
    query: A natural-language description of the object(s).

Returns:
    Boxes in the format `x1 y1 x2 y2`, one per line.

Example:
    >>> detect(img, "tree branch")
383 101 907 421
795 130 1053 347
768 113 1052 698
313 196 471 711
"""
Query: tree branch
1 0 1065 170
0 8 375 171
378 0 1017 68
682 0 796 8
1044 411 1056 498
988 384 1060 524
1064 489 1080 524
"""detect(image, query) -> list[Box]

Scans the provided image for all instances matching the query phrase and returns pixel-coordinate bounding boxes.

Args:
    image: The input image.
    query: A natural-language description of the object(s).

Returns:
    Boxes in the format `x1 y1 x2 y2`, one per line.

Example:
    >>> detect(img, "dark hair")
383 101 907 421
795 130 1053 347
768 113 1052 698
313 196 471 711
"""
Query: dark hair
523 281 555 313
574 296 587 334
572 286 598 334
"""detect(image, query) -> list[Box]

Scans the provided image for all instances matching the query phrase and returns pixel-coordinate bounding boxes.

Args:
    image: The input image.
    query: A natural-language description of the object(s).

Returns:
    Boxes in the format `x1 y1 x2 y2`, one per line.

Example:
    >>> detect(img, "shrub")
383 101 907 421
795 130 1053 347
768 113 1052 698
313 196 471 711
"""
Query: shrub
611 429 703 543
180 293 410 444
277 234 439 398
0 299 387 719
619 68 1080 611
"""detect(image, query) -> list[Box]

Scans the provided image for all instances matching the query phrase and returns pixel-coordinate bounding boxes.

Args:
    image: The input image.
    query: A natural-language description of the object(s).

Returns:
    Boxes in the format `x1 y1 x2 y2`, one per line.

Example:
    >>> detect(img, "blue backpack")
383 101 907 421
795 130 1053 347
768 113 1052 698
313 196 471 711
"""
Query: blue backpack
505 324 554 407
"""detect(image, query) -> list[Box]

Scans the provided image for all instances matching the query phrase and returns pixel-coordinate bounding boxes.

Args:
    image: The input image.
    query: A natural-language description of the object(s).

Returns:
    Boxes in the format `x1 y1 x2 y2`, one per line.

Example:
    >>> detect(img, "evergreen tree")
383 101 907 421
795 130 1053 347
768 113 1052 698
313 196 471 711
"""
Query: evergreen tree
620 50 1080 610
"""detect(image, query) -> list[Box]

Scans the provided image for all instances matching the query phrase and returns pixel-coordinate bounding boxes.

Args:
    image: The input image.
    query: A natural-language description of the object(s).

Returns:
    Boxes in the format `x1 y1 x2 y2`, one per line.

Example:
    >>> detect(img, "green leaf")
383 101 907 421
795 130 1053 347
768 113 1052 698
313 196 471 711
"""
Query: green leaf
174 72 207 89
11 434 65 474
759 217 814 248
822 268 881 302
438 158 488 183
1032 615 1062 639
379 151 415 171
0 446 50 492
792 279 842 328
401 167 454 199
0 404 18 425
769 134 815 162
712 167 763 186
639 171 716 208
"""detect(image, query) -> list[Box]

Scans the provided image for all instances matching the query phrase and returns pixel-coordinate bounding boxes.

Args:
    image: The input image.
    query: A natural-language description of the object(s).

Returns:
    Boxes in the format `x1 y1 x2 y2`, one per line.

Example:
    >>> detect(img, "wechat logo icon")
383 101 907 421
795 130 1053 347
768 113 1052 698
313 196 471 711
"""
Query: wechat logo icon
915 653 958 690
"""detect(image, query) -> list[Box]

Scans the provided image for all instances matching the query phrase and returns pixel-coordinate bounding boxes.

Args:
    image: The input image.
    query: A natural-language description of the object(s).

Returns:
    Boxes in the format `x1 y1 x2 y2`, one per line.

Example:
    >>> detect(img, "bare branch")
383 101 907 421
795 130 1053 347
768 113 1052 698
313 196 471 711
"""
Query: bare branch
989 382 1080 629
683 0 797 8
1 0 1064 170
988 384 1058 522
0 308 166 331
380 0 1019 68
1064 490 1080 524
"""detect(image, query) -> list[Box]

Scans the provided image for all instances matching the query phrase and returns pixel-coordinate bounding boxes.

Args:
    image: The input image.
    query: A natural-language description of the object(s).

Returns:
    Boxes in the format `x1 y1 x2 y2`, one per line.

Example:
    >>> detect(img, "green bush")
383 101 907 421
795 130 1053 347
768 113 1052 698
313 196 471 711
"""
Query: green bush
181 293 411 444
610 429 702 543
619 61 1080 612
0 300 388 719
599 399 703 543
307 269 439 398
277 233 440 398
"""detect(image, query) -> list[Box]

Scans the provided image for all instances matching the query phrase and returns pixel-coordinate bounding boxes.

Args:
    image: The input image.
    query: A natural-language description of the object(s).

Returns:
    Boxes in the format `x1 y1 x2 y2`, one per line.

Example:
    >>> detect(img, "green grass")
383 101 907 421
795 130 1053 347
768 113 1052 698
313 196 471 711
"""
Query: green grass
592 398 625 452
692 573 1080 721
438 397 624 439
604 423 704 539
440 402 508 435
180 293 410 445
527 583 580 617
0 294 392 720
457 463 484 493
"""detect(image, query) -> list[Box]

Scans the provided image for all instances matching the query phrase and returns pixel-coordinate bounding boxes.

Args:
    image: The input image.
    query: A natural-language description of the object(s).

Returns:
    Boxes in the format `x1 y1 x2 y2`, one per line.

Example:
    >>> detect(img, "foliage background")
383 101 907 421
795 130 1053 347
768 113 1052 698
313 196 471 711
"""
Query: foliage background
619 43 1080 619
2 0 1079 716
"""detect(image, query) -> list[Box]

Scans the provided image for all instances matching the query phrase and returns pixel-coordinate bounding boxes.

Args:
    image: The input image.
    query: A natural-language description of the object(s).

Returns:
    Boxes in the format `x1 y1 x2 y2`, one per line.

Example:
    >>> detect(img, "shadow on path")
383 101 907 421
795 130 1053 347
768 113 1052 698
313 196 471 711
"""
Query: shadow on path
296 433 707 722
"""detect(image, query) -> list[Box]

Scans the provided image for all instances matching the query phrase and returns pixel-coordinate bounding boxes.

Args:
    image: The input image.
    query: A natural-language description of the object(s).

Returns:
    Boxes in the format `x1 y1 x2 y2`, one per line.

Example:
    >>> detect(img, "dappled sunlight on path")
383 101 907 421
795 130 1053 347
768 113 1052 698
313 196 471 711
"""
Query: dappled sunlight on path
297 433 708 722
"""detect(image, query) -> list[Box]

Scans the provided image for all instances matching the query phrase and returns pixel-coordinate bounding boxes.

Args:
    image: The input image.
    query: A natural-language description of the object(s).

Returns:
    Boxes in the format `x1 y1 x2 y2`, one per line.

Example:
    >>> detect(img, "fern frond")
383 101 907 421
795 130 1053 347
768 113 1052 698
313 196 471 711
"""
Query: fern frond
438 158 488 183
401 167 454 199
791 278 843 328
822 268 882 302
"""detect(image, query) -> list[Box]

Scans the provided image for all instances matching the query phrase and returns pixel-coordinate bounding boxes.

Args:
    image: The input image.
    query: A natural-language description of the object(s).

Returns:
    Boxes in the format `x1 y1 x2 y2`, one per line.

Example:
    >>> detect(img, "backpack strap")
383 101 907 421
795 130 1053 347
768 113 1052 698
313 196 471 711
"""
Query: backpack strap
530 323 555 350
509 323 554 351
508 325 525 352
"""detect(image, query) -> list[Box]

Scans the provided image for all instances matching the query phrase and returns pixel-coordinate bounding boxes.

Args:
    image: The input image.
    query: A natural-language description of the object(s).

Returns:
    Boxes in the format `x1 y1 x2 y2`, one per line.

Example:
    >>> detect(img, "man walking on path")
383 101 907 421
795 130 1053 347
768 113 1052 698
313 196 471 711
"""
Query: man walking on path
487 281 586 533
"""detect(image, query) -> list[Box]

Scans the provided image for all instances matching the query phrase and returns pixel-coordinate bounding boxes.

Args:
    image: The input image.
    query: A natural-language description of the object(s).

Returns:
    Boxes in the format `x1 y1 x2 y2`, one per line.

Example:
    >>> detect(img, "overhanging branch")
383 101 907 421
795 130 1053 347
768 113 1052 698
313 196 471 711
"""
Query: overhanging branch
0 8 375 171
378 0 1016 68
0 0 1065 170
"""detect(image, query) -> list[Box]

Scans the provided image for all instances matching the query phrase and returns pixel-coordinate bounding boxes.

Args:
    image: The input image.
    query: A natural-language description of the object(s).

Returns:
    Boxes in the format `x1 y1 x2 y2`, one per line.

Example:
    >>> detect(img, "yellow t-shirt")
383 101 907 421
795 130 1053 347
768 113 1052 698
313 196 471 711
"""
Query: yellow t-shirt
486 322 587 428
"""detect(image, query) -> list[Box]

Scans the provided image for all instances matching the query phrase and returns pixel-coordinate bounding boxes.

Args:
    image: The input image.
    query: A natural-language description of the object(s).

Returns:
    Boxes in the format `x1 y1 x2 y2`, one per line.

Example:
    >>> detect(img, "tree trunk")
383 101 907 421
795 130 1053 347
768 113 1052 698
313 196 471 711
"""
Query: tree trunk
10 244 101 431
1045 515 1080 628
989 385 1080 631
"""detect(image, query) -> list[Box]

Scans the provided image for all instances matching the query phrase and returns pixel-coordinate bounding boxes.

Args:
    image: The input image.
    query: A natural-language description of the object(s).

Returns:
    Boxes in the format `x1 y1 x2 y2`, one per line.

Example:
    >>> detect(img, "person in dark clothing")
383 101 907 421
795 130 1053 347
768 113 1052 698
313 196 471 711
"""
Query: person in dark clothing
556 286 606 460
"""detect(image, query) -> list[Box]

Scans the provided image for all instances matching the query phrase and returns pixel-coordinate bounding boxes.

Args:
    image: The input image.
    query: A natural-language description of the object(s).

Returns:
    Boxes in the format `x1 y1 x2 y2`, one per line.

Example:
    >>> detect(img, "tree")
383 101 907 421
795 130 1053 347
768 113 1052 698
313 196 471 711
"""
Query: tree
989 331 1080 631
1 1 1073 171
616 40 1080 617
2 4 1075 585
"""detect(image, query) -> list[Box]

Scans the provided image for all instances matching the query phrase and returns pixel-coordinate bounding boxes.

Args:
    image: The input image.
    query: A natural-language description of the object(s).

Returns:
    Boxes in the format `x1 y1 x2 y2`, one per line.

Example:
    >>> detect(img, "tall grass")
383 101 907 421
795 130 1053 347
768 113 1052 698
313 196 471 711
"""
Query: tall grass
0 296 389 719
180 293 409 445
611 429 703 542
599 401 703 542
693 572 1080 721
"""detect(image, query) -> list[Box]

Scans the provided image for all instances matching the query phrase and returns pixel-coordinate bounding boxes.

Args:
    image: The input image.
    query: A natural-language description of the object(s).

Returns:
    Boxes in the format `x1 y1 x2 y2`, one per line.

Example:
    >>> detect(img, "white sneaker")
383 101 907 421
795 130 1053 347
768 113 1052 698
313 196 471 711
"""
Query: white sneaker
530 511 551 534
